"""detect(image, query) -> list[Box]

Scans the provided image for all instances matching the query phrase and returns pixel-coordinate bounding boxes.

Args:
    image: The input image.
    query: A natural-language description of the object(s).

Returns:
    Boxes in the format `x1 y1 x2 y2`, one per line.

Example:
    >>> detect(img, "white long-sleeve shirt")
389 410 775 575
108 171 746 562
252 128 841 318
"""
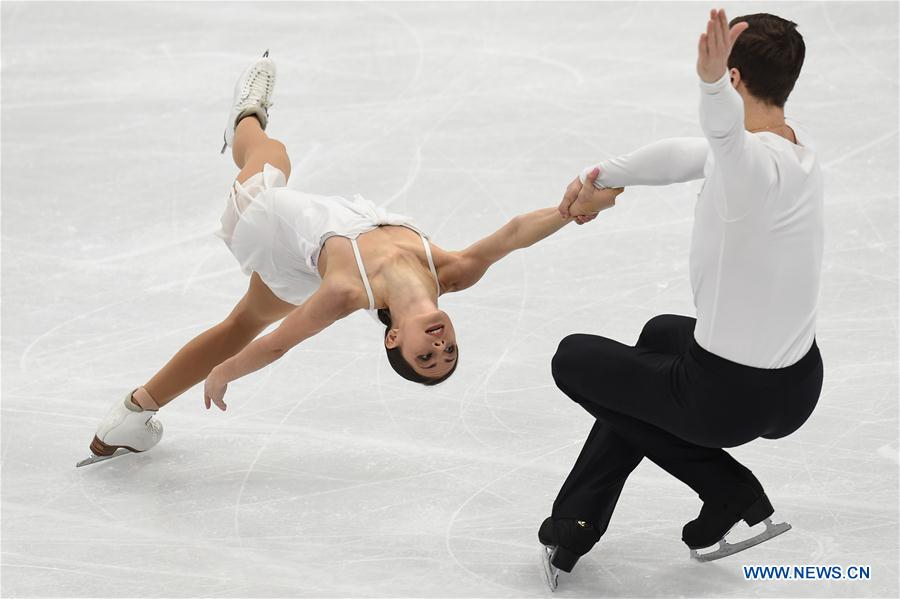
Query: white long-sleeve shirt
581 72 824 368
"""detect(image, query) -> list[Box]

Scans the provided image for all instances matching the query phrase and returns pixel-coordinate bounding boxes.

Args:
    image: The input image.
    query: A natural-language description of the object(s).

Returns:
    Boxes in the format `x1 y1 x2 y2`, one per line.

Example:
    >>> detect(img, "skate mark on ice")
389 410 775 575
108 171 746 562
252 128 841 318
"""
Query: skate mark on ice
444 440 581 593
231 355 366 543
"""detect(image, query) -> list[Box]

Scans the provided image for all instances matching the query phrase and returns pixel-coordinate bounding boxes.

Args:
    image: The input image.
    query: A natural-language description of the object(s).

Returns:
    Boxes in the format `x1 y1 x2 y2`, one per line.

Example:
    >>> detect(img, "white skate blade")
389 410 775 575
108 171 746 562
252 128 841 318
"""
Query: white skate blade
75 448 131 468
690 518 792 562
540 545 559 591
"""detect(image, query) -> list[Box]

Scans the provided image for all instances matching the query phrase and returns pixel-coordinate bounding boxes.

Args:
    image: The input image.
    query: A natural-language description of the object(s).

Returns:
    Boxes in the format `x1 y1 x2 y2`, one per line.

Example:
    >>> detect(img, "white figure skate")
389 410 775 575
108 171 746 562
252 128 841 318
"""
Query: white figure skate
76 390 163 467
220 50 277 153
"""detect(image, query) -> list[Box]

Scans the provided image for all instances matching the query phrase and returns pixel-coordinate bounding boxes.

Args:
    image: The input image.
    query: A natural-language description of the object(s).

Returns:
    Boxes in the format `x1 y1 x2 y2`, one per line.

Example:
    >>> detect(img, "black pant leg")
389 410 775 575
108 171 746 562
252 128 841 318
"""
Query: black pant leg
635 314 697 353
559 379 755 502
548 315 695 527
551 418 643 533
552 328 757 503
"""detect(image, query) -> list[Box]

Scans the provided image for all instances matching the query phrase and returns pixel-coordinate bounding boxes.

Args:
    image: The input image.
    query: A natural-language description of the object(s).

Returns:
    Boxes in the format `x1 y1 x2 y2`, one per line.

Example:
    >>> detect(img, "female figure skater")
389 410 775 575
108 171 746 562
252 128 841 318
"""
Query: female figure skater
77 53 623 467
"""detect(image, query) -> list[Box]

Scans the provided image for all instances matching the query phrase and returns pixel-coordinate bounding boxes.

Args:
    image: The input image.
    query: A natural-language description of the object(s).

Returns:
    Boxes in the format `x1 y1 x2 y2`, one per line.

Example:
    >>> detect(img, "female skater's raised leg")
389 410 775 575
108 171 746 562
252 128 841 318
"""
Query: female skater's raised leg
232 115 292 184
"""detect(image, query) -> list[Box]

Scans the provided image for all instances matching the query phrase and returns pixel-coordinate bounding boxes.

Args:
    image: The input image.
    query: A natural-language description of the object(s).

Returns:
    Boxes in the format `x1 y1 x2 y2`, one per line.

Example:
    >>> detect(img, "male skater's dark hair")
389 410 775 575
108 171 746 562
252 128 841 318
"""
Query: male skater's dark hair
728 13 805 107
378 309 458 386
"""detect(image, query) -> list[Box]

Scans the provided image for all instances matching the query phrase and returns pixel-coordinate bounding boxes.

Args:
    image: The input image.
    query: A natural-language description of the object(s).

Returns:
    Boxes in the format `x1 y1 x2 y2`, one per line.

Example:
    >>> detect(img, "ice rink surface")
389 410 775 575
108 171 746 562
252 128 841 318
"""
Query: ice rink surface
2 1 898 597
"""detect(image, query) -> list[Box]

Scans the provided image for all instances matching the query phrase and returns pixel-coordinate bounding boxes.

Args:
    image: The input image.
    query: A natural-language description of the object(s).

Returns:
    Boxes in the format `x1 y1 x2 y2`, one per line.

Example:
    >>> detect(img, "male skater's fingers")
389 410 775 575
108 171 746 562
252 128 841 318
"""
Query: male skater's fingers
729 21 749 46
721 10 732 51
717 10 727 52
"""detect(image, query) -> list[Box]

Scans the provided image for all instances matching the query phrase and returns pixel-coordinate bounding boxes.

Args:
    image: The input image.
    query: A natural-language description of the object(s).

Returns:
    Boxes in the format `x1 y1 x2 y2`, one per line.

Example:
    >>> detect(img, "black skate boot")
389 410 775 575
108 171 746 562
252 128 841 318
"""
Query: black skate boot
538 516 601 590
683 481 791 561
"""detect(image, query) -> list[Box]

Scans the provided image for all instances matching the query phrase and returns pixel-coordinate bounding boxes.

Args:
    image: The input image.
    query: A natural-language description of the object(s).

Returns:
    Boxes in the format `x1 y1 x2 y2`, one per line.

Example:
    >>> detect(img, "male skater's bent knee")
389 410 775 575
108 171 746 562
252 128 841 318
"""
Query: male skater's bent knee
550 334 593 387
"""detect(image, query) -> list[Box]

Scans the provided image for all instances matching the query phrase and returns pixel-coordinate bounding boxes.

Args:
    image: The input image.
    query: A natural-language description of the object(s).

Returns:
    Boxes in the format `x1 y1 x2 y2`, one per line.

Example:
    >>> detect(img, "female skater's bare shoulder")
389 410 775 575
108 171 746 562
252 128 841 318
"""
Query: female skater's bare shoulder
430 248 486 294
318 275 371 314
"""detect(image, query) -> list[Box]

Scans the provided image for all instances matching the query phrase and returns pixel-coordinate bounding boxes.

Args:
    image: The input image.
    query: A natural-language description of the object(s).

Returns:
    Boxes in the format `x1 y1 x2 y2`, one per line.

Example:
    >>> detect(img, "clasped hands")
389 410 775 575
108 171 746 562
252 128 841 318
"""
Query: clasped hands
558 167 625 225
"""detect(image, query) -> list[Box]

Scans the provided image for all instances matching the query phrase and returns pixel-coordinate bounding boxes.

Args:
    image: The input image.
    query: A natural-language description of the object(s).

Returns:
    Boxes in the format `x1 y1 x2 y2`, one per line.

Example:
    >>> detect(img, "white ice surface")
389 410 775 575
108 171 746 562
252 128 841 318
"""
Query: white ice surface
1 2 897 597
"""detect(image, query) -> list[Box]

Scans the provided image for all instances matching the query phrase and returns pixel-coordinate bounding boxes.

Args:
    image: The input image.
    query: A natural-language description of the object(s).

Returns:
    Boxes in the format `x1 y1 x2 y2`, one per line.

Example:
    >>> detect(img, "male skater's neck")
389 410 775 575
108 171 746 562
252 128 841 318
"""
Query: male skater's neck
742 94 791 141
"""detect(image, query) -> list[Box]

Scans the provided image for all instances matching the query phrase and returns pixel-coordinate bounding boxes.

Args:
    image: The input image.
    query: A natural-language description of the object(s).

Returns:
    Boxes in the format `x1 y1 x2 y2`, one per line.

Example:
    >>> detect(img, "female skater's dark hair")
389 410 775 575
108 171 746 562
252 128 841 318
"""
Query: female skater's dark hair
728 13 805 107
378 309 457 386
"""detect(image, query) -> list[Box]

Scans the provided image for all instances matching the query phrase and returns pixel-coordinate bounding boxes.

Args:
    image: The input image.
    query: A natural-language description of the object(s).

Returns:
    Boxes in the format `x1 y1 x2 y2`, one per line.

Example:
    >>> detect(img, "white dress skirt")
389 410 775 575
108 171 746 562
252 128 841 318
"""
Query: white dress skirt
214 163 431 306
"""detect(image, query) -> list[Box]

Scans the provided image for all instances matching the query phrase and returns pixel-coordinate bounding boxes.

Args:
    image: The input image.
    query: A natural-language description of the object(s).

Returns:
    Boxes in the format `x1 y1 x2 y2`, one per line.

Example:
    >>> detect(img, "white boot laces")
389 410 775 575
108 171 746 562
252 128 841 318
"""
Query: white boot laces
146 417 162 439
240 67 273 109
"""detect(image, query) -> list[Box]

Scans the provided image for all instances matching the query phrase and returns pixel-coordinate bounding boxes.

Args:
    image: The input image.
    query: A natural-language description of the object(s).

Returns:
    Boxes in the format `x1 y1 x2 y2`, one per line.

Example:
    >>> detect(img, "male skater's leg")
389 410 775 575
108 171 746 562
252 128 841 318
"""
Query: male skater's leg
540 315 701 570
555 378 757 506
540 314 768 573
551 328 762 503
544 317 696 536
545 313 814 567
539 420 642 570
551 421 642 527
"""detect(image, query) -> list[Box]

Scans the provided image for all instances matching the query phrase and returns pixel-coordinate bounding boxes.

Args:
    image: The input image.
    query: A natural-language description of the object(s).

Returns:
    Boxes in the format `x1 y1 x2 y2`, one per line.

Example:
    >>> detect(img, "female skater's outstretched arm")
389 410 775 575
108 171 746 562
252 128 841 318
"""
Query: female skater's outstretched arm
445 187 624 292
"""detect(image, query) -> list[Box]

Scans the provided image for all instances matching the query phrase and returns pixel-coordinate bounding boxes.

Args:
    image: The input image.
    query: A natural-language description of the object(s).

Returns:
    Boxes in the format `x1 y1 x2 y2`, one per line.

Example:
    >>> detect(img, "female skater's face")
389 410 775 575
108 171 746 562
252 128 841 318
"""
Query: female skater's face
386 310 458 378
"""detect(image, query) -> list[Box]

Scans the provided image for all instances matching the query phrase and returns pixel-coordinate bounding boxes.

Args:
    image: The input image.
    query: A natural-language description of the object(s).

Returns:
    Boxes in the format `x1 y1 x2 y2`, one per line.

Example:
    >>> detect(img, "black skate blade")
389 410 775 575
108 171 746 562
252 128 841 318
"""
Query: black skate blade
690 518 792 562
75 448 130 468
540 545 559 591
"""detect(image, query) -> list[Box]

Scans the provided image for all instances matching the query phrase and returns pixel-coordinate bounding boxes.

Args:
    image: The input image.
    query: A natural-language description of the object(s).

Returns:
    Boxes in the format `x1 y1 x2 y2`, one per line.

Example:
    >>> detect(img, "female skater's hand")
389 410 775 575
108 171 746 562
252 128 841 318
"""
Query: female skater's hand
697 8 749 83
567 168 624 221
559 176 584 219
204 368 229 411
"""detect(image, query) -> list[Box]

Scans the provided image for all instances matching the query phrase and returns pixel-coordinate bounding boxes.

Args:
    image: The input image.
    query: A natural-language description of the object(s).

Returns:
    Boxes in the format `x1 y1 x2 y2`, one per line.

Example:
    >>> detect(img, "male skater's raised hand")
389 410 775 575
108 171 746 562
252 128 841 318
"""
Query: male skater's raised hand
697 8 749 83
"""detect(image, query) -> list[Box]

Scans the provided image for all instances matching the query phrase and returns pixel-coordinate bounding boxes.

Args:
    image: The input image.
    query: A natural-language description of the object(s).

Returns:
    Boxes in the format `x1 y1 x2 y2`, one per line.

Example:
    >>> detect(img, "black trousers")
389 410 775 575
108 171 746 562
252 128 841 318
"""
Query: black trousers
550 314 823 536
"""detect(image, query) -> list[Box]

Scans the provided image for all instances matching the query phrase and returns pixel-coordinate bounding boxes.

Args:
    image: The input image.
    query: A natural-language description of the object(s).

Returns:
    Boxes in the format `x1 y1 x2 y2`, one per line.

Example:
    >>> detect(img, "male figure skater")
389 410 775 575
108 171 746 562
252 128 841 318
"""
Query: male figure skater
539 9 824 590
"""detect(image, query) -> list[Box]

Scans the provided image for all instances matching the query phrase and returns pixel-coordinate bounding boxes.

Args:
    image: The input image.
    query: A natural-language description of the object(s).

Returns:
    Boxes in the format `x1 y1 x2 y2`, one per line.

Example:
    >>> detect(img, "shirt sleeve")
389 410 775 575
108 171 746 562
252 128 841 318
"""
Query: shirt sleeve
698 72 778 219
579 137 708 189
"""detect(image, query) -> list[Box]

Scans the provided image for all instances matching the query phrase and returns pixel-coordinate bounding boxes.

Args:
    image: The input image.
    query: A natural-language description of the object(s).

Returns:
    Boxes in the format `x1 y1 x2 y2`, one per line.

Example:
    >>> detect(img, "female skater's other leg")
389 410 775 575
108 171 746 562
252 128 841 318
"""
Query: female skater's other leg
140 272 293 408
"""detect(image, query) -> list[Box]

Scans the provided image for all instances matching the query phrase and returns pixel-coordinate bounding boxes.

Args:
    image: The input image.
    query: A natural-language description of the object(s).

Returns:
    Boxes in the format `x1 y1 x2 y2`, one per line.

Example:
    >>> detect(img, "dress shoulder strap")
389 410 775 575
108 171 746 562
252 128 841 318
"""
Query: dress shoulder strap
419 234 441 296
349 238 376 311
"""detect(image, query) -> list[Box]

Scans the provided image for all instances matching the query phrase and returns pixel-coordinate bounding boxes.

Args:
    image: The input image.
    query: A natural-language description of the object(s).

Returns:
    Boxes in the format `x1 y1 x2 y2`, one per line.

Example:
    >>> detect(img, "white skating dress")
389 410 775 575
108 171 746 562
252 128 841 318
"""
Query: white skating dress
215 163 440 307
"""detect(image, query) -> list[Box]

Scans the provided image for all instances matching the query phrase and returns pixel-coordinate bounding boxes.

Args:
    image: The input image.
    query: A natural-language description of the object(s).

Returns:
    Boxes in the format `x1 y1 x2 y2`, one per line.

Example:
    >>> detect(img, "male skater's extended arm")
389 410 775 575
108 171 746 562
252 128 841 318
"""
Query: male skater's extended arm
579 137 710 189
561 138 708 221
